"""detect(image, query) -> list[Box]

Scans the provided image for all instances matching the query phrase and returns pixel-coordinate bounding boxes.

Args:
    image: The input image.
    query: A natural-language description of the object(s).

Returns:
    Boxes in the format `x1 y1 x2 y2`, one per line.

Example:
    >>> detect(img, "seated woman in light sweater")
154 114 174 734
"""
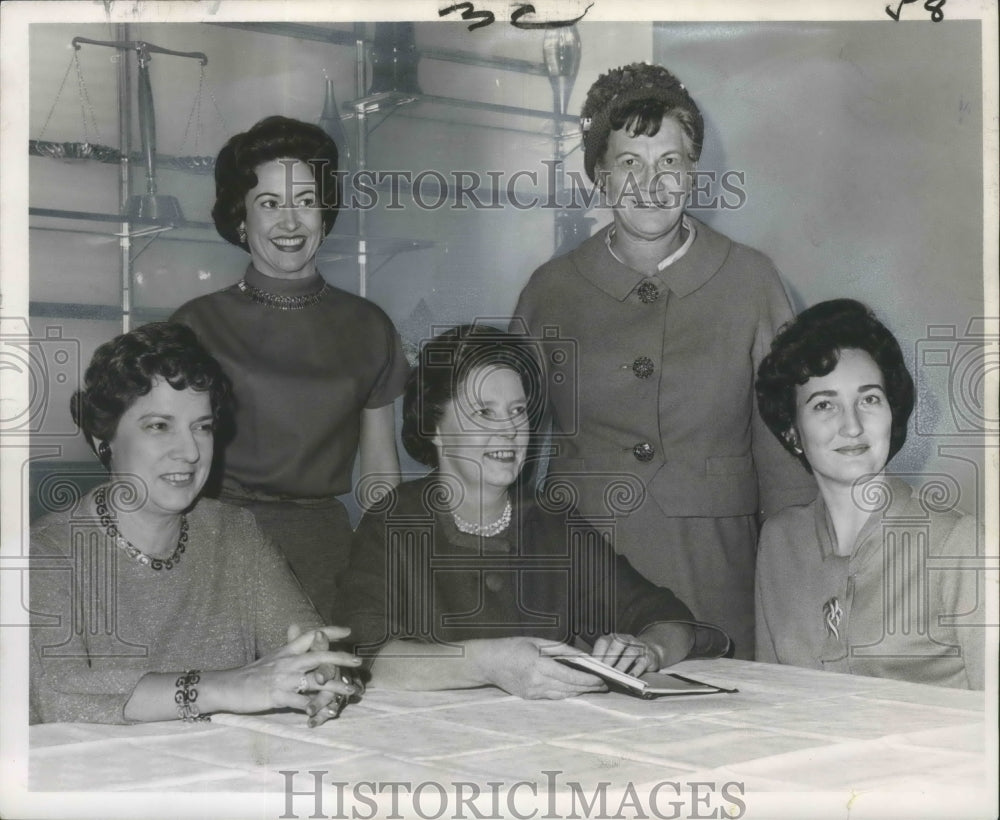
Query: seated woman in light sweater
30 322 360 724
754 299 984 689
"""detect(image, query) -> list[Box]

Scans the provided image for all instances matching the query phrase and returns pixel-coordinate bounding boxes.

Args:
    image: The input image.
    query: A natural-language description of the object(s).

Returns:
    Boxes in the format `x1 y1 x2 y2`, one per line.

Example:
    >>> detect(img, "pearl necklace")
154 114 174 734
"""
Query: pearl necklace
237 278 329 310
452 499 512 537
94 487 188 571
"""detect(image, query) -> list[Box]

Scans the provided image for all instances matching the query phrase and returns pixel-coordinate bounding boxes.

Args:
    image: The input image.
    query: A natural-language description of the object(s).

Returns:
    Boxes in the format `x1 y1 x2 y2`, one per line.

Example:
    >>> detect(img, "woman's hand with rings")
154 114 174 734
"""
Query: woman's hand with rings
287 625 366 727
304 666 366 728
216 625 361 716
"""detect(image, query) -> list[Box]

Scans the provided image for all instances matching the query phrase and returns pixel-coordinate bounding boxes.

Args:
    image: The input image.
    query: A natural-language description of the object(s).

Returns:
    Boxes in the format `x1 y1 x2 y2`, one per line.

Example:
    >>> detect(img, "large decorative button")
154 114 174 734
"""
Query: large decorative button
632 356 654 379
637 281 660 304
485 572 505 593
632 442 655 462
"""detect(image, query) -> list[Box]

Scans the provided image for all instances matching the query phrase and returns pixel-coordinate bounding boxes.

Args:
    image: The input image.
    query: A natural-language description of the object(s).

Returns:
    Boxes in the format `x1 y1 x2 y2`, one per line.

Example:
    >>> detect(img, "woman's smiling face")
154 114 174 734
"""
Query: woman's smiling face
243 158 325 280
106 377 214 517
432 364 530 499
793 348 893 495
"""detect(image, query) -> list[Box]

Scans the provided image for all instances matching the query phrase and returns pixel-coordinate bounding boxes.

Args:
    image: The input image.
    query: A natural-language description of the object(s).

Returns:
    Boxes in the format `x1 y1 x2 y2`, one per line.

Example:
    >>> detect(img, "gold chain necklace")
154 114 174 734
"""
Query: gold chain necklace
237 278 328 310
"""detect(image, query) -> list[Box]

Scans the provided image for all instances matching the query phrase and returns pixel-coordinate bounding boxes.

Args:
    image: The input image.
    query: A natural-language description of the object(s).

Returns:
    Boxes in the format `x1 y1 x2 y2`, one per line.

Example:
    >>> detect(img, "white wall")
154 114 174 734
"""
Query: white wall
647 21 986 516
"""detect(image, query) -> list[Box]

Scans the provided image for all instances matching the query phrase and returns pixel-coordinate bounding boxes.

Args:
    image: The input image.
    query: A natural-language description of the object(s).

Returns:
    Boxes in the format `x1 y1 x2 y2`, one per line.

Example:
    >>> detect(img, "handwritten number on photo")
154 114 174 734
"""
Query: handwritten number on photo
925 0 946 22
439 2 495 30
886 0 945 22
510 3 595 30
440 2 594 30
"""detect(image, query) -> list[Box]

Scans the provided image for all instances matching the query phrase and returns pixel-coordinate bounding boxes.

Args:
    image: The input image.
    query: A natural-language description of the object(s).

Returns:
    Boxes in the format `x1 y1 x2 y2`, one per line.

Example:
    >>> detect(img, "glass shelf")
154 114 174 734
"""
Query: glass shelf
29 207 434 256
318 235 432 261
28 301 174 322
344 90 576 137
29 206 214 231
207 21 554 77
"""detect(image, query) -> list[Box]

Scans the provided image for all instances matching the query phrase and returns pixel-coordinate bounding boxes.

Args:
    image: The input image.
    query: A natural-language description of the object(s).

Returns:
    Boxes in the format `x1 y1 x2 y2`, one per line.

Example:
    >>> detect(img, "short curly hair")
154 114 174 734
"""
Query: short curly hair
755 299 915 472
581 63 703 182
402 325 543 470
71 322 233 467
212 115 340 248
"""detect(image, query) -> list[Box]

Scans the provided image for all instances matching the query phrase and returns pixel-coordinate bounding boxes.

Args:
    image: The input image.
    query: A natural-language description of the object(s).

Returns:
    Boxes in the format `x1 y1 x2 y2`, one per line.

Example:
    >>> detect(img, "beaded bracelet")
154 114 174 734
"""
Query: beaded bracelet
175 670 210 722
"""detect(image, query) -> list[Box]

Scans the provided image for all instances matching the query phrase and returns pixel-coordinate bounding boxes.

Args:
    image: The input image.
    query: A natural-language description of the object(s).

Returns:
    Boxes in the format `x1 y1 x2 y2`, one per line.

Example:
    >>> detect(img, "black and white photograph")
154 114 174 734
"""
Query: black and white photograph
1 1 997 818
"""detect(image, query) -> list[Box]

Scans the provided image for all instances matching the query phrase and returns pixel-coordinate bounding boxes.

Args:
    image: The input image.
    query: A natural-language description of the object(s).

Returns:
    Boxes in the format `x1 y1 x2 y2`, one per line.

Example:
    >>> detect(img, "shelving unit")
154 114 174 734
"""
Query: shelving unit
25 20 590 518
28 21 581 326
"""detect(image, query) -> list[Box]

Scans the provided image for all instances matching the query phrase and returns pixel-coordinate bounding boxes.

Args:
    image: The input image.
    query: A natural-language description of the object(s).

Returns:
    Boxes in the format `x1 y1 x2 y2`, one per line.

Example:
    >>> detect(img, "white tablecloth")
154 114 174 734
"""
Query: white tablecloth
24 659 996 819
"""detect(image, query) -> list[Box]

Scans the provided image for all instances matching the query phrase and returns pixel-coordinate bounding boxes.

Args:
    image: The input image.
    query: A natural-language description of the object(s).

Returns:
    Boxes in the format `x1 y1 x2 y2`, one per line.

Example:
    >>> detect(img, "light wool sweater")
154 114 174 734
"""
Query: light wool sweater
755 476 985 689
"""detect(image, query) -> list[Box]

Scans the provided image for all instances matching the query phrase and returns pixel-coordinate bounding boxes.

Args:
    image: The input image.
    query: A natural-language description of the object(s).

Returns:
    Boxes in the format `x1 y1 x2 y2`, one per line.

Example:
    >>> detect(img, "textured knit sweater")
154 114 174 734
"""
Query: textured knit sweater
30 493 322 724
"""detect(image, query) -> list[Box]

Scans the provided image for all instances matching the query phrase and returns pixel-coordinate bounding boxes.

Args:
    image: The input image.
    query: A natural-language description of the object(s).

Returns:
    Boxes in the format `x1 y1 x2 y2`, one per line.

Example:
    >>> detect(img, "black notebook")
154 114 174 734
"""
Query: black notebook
557 655 738 699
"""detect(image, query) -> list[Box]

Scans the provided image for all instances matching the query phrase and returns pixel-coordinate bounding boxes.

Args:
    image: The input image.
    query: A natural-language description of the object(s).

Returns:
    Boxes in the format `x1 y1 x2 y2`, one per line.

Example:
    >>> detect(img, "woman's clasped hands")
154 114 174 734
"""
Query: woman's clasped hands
219 625 362 726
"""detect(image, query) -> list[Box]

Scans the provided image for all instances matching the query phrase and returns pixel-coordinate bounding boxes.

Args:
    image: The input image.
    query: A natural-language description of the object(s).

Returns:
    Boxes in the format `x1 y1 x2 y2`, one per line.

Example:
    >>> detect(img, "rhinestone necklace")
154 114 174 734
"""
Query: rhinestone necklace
452 499 512 537
94 486 188 570
237 278 329 310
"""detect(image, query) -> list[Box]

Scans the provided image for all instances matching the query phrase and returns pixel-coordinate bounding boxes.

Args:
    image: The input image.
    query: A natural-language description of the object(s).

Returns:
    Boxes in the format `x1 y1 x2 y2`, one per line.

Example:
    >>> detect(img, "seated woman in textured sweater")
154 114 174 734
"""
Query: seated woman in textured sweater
754 300 984 689
334 326 729 700
30 323 360 724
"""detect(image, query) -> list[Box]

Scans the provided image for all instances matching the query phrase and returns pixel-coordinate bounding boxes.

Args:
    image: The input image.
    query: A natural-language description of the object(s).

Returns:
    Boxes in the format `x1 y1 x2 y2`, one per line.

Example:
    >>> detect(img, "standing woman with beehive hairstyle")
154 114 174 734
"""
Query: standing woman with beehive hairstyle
513 64 816 658
172 115 409 608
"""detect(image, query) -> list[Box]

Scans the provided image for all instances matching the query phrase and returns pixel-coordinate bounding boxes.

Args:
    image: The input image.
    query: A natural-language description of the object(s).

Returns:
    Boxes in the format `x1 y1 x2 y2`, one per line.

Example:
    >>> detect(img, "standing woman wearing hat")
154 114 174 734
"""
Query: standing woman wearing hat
512 64 816 658
172 116 409 608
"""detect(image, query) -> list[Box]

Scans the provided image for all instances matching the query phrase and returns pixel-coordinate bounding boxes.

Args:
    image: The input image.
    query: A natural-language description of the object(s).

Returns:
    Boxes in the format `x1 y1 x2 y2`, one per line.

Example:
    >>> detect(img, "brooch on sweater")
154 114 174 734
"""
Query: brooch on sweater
823 597 843 640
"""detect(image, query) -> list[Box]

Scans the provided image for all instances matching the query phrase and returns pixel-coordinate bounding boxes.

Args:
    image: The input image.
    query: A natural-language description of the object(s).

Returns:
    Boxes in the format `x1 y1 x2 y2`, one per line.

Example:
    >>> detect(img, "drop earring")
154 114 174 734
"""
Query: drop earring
237 223 247 244
595 169 608 197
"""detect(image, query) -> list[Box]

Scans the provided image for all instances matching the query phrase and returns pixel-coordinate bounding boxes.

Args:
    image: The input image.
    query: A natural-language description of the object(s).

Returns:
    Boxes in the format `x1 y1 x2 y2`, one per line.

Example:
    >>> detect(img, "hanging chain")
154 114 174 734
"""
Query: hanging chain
179 62 227 159
73 49 103 145
203 64 229 136
37 52 76 142
179 63 205 154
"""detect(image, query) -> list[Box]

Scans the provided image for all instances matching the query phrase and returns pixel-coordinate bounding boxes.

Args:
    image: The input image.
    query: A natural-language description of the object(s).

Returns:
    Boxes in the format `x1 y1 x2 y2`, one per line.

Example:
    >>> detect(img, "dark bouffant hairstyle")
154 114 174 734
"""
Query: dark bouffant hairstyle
212 115 340 248
402 325 543 469
71 322 233 467
581 62 704 182
756 299 915 472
